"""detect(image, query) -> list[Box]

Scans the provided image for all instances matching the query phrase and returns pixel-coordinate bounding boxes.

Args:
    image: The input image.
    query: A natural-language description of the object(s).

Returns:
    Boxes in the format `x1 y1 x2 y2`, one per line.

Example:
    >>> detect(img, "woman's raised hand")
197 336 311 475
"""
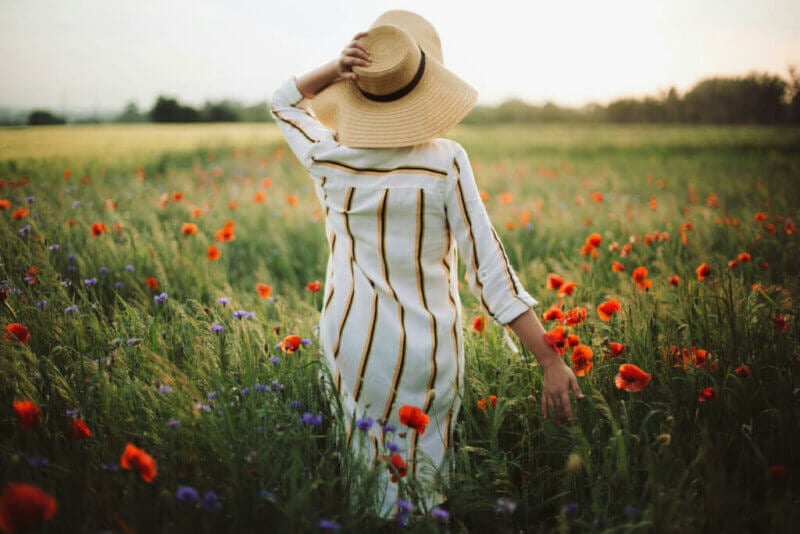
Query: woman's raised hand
337 32 371 80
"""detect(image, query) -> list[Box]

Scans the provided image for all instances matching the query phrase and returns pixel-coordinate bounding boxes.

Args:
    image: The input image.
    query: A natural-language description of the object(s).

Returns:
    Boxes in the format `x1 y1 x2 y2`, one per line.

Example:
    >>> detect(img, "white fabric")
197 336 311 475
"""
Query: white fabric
271 78 537 514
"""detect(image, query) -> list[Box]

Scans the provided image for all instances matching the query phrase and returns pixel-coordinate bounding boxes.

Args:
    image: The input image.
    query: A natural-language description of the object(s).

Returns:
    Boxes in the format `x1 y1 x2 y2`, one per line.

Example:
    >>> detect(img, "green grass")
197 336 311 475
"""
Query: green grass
1 123 798 533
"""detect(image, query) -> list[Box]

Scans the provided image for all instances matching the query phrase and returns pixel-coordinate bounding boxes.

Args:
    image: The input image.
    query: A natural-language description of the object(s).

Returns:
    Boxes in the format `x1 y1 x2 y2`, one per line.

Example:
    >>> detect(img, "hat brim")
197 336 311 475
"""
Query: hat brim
310 58 477 148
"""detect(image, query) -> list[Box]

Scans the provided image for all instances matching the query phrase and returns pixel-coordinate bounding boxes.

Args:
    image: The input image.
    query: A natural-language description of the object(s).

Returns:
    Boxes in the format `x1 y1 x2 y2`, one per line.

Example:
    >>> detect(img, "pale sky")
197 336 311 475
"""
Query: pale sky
1 0 798 112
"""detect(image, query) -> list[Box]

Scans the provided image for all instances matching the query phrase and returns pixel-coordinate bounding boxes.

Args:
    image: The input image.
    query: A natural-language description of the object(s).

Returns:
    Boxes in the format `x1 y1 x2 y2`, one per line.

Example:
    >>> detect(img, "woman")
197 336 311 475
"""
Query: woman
271 10 583 516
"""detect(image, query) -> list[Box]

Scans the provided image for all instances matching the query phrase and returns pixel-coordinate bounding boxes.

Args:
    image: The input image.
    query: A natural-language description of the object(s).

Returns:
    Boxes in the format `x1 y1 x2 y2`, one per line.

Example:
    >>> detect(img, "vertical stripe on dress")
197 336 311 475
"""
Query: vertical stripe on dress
380 189 407 425
332 187 355 360
489 225 522 296
416 190 438 415
353 284 378 402
453 161 496 319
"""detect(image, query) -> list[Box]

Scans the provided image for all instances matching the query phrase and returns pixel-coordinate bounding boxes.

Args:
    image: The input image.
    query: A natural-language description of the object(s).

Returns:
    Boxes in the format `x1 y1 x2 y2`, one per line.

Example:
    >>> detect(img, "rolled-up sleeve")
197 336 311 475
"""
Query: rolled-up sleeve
270 78 338 168
445 146 538 325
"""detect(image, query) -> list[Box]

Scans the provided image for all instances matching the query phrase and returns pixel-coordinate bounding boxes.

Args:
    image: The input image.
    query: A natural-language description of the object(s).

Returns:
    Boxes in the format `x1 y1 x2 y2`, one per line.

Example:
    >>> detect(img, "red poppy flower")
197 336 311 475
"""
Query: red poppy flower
611 261 625 273
591 192 603 203
256 283 273 299
734 364 752 378
597 299 622 322
67 419 92 440
771 315 788 332
4 323 30 344
668 275 680 286
388 453 407 483
696 262 711 281
306 280 322 293
13 400 40 431
0 199 11 210
541 304 564 323
753 212 768 223
476 395 498 410
120 443 157 483
563 307 587 326
546 274 564 291
172 192 184 202
567 334 580 347
90 222 108 236
605 342 626 360
144 277 159 291
557 282 577 297
586 233 602 247
785 219 795 236
737 252 751 262
498 192 514 205
12 207 29 220
471 316 485 333
631 266 652 290
543 326 567 355
570 344 593 377
698 386 717 402
280 335 302 353
181 223 197 235
614 363 652 392
206 245 221 261
253 191 266 203
398 405 429 435
215 226 235 242
0 483 57 533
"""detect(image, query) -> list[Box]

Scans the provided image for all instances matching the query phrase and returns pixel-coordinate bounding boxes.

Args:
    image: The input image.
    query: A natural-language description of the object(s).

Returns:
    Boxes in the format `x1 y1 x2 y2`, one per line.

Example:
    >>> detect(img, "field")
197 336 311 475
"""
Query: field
1 123 799 533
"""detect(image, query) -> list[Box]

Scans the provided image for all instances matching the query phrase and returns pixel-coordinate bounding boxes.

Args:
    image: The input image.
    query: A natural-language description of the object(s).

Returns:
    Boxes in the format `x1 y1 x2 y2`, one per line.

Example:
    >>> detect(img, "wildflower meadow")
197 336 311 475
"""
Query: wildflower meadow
1 123 798 532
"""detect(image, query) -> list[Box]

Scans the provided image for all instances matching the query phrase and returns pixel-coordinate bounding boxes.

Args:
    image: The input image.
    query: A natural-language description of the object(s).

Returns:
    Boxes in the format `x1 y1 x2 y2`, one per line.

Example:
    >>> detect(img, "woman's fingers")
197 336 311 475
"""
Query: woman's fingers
571 376 585 399
540 392 549 419
343 46 370 62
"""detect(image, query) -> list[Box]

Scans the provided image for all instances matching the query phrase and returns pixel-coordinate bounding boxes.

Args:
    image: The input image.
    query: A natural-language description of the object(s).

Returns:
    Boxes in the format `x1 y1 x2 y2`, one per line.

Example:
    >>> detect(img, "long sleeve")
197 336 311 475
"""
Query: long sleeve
445 146 537 325
270 78 339 168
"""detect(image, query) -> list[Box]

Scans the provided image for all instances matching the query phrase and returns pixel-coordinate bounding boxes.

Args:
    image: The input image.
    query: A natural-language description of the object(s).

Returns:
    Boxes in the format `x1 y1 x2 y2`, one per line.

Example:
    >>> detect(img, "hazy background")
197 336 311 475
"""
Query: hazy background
2 0 798 116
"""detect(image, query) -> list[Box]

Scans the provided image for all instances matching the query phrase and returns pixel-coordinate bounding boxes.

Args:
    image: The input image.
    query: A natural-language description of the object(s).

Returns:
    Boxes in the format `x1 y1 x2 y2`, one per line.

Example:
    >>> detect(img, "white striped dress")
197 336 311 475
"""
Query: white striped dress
271 78 537 512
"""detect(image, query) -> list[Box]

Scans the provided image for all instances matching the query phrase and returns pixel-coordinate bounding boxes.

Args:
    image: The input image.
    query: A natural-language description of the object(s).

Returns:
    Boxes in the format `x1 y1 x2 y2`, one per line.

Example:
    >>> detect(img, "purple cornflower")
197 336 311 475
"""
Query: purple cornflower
159 385 173 394
127 338 141 346
232 309 254 320
301 338 312 346
72 201 82 208
99 267 109 275
68 253 77 261
26 196 35 203
66 265 77 272
383 423 396 434
254 383 269 393
210 323 224 334
48 244 59 251
430 507 450 521
100 463 120 472
563 502 579 514
65 305 78 313
269 356 281 364
65 409 79 418
259 489 278 501
495 497 517 514
301 412 323 426
166 419 181 428
18 225 31 236
289 400 303 410
154 292 168 302
207 392 217 400
176 486 199 503
240 388 249 396
27 456 49 468
194 402 212 412
271 380 284 392
84 278 98 287
356 416 374 432
115 281 124 289
36 299 47 309
217 297 230 306
386 441 400 454
125 264 134 272
198 491 222 510
397 500 415 514
317 519 341 532
23 276 35 284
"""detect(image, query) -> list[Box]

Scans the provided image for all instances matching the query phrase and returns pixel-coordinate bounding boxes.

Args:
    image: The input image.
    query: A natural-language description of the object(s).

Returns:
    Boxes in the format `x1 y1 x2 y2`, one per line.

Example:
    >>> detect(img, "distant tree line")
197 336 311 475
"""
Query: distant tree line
464 69 800 124
7 68 800 126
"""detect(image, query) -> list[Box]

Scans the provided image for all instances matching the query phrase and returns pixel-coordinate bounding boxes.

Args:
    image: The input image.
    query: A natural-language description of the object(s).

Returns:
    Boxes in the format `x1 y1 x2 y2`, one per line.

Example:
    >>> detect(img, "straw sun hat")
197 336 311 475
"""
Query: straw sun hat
310 10 478 148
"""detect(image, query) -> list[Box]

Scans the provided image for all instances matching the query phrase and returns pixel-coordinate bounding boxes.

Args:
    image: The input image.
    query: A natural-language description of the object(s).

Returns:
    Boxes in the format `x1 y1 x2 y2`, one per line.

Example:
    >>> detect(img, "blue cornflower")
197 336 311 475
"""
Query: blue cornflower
166 419 181 428
115 281 124 289
382 423 397 434
66 265 77 272
301 338 312 346
254 383 269 393
232 309 254 320
99 267 109 275
289 400 303 410
207 392 217 400
154 292 168 302
494 497 517 514
430 507 450 521
48 244 59 251
386 441 400 454
84 278 97 287
125 264 134 272
27 456 49 468
176 486 199 503
356 416 374 432
271 380 284 392
194 402 211 412
563 502 579 514
36 299 47 309
317 519 341 532
159 385 173 394
65 409 79 418
259 489 278 501
240 388 249 396
127 338 141 346
68 253 77 261
210 323 224 334
301 412 323 426
23 276 35 284
19 225 32 236
217 297 230 306
26 196 35 203
65 305 78 313
100 463 120 472
269 356 281 364
72 201 82 208
198 491 222 510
